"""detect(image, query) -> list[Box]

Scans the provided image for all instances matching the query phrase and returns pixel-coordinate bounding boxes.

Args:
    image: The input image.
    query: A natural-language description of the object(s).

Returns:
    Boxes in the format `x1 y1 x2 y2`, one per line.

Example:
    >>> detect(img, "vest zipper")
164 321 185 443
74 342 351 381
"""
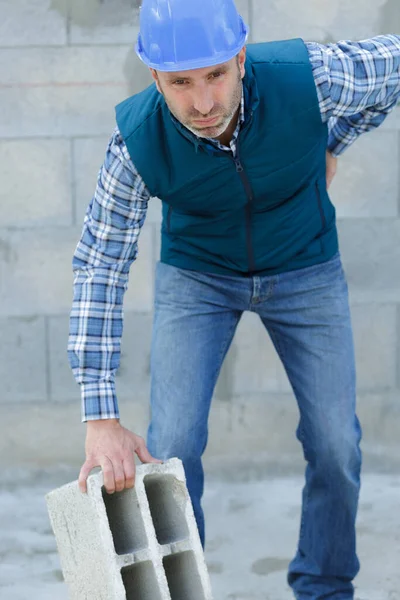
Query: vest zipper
315 182 326 229
233 140 256 273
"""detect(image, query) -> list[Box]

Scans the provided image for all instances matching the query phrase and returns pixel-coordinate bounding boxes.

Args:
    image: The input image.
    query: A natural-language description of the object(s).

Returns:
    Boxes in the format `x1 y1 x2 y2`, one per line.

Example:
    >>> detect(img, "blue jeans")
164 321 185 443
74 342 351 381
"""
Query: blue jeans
147 253 362 600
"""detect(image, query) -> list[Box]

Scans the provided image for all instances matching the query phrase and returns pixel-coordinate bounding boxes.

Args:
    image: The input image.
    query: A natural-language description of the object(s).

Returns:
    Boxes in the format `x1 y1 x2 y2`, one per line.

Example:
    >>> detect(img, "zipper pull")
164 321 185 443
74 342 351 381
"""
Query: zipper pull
234 159 244 173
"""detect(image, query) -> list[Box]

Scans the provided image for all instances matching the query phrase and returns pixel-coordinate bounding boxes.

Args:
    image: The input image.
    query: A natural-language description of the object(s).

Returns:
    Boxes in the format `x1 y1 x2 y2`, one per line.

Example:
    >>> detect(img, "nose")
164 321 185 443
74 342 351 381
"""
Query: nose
192 84 214 116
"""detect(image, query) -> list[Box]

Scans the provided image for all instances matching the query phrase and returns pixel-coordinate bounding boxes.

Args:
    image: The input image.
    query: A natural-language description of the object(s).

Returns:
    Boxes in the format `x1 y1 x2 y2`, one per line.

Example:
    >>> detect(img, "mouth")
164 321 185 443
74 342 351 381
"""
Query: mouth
193 116 220 126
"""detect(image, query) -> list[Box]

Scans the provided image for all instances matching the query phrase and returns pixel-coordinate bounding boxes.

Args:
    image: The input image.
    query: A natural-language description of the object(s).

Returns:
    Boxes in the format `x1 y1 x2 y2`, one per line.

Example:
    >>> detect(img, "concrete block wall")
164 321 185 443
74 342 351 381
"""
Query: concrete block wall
1 0 399 468
46 458 213 599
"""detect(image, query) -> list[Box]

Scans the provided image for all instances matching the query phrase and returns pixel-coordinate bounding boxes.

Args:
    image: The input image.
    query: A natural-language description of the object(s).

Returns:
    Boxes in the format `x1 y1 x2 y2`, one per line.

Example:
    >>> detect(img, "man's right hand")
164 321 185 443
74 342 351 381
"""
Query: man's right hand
78 419 162 494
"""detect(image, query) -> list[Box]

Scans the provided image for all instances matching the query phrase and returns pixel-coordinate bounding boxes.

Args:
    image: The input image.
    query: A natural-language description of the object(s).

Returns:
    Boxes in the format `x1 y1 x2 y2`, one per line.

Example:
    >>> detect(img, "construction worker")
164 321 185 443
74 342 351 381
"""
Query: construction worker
68 0 400 597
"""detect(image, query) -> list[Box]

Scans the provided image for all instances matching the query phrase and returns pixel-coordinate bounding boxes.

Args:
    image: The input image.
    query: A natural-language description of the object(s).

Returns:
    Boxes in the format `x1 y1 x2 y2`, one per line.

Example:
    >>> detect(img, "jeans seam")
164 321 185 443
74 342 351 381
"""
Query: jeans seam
212 314 241 388
197 314 241 457
267 325 309 545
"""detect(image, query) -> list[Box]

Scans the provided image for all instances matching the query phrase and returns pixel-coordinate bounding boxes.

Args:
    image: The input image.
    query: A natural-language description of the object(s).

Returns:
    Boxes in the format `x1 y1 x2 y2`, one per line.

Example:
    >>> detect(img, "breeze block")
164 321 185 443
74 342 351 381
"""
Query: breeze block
46 458 213 600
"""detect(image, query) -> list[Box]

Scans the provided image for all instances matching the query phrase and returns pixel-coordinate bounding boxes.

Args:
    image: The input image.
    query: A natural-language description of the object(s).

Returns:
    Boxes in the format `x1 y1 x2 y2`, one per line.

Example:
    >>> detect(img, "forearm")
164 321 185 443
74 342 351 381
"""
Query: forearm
328 100 399 157
68 263 129 422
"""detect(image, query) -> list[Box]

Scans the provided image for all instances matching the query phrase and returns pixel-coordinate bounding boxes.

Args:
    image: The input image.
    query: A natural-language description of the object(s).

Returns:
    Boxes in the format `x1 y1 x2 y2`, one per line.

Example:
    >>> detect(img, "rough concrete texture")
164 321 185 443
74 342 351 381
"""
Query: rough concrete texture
1 468 400 600
0 139 72 228
46 458 212 600
2 392 400 473
252 0 393 43
0 225 154 318
0 0 68 46
330 129 399 219
0 316 47 403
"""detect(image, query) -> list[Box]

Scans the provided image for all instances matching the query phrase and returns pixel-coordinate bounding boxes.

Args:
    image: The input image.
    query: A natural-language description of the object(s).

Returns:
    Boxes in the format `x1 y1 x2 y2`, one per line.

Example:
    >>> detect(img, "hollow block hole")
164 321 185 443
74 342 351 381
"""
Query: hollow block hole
102 486 147 555
144 474 189 545
163 551 206 600
121 561 162 600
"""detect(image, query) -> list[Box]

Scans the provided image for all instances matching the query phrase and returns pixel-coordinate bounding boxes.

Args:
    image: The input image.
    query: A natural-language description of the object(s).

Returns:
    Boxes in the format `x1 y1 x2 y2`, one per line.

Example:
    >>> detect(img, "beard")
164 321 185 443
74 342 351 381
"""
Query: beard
183 103 239 138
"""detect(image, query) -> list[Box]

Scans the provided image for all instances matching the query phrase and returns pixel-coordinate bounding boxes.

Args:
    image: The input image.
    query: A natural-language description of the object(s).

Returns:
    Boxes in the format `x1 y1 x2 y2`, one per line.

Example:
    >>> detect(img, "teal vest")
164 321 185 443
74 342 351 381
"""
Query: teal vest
116 38 338 276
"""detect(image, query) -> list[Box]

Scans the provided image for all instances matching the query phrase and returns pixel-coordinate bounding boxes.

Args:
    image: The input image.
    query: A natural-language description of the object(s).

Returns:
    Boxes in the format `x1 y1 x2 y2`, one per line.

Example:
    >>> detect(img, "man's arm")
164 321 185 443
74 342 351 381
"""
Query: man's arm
68 127 150 423
308 35 400 156
68 127 162 494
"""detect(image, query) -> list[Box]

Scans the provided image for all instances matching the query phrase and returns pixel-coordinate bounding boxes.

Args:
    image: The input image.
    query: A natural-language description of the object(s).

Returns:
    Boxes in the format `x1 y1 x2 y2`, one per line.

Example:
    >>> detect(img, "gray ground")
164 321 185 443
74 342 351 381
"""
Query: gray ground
0 467 399 600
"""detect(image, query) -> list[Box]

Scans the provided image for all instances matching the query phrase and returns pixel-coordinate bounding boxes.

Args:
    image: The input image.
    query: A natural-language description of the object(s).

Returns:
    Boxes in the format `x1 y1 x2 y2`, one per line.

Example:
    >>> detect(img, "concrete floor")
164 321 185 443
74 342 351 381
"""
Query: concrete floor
0 467 399 600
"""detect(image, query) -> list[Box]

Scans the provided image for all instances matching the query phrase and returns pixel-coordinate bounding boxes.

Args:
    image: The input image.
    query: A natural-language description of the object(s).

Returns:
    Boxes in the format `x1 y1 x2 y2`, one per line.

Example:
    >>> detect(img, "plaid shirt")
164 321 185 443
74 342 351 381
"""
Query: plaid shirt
69 35 400 422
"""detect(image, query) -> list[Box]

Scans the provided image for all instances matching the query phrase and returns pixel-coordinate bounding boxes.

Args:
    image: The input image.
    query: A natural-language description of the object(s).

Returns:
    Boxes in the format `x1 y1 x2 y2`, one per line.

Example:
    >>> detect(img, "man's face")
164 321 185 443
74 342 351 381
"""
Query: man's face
150 48 246 139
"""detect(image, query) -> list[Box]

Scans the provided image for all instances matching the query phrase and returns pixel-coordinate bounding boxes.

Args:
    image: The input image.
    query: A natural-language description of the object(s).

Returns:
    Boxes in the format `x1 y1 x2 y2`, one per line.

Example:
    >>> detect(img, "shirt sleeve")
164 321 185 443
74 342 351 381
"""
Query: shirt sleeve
68 127 151 422
307 35 400 156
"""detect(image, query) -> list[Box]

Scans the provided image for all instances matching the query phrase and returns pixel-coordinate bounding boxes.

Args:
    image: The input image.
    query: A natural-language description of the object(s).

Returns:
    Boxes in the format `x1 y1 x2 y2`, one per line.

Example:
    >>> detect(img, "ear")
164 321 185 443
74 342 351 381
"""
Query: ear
149 68 162 94
238 46 246 79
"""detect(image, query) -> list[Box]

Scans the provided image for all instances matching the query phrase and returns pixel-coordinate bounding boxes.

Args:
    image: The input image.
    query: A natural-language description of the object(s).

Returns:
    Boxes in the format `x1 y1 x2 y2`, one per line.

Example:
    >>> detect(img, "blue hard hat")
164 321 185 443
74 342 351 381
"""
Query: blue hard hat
136 0 249 72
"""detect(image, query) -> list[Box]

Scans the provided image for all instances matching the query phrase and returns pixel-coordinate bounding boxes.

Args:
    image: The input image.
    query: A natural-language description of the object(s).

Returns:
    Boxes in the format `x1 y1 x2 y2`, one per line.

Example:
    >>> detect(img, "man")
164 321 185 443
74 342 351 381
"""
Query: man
68 0 400 597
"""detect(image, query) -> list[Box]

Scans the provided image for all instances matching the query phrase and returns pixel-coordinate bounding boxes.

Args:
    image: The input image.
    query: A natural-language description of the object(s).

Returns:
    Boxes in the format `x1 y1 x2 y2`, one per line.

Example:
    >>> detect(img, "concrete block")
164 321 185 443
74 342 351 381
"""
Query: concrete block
252 0 390 43
234 0 251 37
338 219 400 302
206 393 299 459
398 305 400 390
73 137 162 226
48 312 152 402
379 0 400 37
0 0 67 46
0 46 152 89
69 0 140 45
0 400 150 467
4 389 400 468
68 0 250 45
0 46 151 138
215 312 291 400
330 129 399 218
0 139 72 228
147 197 163 225
381 107 400 131
0 86 121 139
351 303 397 391
0 316 47 403
0 226 153 317
72 136 113 225
46 458 213 600
354 391 400 456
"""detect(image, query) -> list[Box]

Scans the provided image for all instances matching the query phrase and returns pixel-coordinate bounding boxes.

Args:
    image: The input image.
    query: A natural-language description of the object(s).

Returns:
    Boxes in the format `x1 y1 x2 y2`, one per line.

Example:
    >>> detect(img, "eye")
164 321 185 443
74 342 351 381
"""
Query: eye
210 71 223 79
173 79 187 86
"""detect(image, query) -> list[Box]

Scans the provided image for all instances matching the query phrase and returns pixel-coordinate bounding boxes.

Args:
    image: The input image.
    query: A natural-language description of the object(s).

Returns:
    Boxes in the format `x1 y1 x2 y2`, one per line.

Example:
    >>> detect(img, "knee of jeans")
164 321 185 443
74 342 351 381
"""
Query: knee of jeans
312 431 361 475
301 410 360 451
148 429 206 463
302 419 361 472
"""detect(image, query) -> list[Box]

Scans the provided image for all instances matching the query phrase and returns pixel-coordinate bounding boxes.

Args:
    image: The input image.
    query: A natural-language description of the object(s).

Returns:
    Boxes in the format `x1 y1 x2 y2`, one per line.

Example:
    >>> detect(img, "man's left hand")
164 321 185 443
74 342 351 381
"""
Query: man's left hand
326 151 337 190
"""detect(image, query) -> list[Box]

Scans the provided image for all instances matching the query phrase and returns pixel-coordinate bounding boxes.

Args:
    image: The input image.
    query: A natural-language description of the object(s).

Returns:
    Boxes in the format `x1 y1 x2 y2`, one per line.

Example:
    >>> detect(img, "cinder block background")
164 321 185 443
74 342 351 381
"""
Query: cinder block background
0 0 399 471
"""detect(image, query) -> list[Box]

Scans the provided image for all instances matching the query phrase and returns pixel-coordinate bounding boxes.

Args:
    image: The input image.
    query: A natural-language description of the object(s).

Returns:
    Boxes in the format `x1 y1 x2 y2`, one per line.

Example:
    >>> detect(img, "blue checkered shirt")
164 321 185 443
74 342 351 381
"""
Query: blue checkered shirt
69 35 400 422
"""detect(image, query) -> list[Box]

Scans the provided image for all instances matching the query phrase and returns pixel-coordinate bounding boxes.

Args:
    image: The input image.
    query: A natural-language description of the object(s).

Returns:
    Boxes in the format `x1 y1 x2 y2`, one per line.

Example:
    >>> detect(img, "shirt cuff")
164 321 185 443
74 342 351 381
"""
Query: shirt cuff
81 381 120 423
327 117 358 157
